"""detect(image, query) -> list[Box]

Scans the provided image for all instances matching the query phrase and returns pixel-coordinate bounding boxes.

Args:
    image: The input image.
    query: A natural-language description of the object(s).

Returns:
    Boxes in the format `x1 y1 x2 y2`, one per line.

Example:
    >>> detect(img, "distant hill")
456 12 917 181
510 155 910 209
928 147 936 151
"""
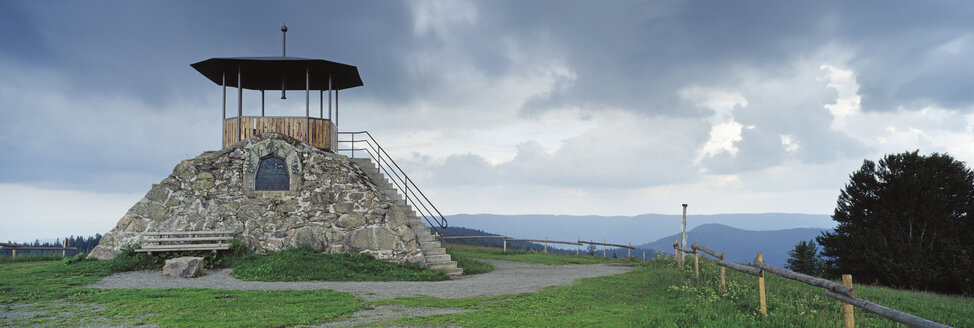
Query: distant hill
446 213 833 249
634 223 830 267
439 226 572 254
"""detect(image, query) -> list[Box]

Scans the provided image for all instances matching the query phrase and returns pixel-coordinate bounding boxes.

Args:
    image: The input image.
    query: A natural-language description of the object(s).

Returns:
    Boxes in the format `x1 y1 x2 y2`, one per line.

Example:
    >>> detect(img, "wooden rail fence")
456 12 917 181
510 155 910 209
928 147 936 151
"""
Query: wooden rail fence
0 240 78 259
673 240 951 328
441 235 640 258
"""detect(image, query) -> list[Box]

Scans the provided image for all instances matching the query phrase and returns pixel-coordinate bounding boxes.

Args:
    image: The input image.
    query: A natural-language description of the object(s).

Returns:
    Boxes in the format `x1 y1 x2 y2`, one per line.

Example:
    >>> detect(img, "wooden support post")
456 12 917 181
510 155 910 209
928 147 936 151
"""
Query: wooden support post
11 248 15 259
674 240 682 268
757 252 767 316
693 241 700 279
603 239 606 257
643 251 646 261
842 274 855 328
544 236 548 254
62 239 66 257
681 204 688 262
503 238 507 253
628 243 631 258
720 253 727 293
576 236 580 256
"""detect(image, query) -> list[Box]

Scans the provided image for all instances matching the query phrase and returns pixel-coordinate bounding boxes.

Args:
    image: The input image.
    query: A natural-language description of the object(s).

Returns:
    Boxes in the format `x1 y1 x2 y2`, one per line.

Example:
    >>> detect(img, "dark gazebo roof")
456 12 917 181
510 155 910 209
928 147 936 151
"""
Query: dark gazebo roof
191 56 364 91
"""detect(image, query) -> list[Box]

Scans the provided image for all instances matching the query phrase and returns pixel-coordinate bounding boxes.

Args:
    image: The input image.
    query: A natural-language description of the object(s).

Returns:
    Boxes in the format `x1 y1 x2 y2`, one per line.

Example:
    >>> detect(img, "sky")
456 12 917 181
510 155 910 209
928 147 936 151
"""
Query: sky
2 1 973 242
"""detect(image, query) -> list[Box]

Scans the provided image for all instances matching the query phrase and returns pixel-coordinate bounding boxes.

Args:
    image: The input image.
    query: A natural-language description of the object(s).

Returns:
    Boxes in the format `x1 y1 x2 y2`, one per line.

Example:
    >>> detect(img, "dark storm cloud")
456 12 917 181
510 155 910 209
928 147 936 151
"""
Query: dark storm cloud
3 0 973 194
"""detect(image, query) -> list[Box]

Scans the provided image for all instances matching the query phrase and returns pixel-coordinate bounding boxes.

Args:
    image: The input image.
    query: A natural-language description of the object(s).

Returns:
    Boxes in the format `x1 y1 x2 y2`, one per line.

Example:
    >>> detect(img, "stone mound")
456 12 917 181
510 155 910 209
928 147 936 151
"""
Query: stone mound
88 133 423 264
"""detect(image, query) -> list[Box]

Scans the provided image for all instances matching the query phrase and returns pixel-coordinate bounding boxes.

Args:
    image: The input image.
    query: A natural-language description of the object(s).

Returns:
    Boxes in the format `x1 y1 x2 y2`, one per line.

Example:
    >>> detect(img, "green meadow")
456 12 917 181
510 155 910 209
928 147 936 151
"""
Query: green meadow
1 245 971 327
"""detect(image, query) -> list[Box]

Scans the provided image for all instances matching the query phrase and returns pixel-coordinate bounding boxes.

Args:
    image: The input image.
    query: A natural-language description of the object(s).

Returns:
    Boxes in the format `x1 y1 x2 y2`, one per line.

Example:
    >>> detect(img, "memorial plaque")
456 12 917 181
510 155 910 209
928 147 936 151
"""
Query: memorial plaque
255 156 289 190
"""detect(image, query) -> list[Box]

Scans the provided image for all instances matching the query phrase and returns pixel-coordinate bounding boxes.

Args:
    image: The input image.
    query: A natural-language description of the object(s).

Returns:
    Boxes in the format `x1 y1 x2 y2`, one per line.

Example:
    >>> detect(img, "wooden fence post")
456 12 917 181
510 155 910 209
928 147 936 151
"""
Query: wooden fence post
693 241 700 279
628 243 631 258
757 252 767 316
674 240 682 268
842 274 855 328
544 236 548 254
720 253 727 293
603 239 606 258
503 238 507 253
11 248 15 259
576 236 580 256
643 251 646 261
62 239 67 257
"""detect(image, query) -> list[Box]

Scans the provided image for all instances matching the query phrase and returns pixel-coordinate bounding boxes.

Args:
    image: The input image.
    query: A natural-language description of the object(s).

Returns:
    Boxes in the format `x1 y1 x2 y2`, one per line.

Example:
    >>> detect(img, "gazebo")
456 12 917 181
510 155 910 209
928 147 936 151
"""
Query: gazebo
191 24 362 150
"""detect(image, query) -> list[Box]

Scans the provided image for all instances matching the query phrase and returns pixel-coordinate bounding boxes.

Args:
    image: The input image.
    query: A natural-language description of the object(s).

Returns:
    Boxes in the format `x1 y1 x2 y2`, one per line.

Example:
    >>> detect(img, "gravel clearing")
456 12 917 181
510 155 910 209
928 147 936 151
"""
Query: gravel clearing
89 259 634 300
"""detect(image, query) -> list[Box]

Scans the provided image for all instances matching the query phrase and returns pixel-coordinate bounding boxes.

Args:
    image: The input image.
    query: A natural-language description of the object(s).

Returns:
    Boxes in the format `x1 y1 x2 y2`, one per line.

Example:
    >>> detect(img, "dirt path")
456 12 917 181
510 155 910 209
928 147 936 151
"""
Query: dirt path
88 259 634 300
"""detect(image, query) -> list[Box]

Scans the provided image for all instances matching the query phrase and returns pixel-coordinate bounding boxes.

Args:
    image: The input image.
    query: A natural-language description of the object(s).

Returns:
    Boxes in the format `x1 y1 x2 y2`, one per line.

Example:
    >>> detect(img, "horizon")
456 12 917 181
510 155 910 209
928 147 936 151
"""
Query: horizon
2 1 972 243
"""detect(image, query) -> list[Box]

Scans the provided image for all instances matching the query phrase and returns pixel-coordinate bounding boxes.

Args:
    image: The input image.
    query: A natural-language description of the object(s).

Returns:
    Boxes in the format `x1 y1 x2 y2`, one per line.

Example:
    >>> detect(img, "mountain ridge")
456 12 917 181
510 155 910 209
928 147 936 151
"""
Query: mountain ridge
446 213 833 248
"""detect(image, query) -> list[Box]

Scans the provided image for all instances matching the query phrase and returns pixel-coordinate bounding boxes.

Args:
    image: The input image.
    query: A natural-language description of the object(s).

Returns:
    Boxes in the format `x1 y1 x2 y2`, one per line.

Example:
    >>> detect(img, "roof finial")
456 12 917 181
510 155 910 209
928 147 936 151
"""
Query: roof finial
281 21 288 57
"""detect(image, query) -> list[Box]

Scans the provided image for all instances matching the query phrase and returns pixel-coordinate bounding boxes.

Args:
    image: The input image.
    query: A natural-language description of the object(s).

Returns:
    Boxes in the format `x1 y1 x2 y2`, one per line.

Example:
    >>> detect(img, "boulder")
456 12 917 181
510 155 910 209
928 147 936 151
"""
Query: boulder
163 257 205 278
349 227 399 251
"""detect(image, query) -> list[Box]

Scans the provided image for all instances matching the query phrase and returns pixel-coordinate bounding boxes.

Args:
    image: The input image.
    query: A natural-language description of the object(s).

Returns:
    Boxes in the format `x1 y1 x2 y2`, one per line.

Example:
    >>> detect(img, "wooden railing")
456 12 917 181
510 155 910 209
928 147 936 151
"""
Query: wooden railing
673 240 951 328
0 241 77 258
223 116 336 150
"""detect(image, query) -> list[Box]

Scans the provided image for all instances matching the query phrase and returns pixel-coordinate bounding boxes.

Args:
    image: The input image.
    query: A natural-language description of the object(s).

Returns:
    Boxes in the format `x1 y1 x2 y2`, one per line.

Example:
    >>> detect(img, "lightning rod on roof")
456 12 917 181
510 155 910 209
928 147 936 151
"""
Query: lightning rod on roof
281 21 288 99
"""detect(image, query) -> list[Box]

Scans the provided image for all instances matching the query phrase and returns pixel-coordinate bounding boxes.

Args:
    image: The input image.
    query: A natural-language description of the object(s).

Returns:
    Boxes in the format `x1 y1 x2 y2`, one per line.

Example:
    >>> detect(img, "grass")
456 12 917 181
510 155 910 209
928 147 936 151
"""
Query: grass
2 245 971 327
85 289 360 328
0 254 66 264
230 246 450 281
445 246 494 275
376 253 974 327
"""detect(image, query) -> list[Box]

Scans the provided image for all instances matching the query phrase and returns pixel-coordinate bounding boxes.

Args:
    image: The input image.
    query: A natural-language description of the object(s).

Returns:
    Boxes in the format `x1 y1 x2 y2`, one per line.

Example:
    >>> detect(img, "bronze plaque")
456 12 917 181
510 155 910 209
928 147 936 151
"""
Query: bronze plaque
256 156 289 191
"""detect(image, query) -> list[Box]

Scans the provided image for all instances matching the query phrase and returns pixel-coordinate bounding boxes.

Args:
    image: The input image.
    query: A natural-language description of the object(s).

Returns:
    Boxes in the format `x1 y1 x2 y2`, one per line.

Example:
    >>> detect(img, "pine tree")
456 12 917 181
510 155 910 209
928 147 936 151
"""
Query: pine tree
817 151 974 295
786 240 822 276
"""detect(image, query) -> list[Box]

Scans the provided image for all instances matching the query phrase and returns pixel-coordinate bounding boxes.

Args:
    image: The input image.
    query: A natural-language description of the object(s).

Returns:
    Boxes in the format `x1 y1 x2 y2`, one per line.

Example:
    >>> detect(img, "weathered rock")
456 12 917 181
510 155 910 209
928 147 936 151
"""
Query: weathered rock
332 203 353 214
90 133 425 264
163 257 205 278
145 184 170 203
349 227 399 251
148 203 167 221
289 226 329 250
337 213 366 229
87 245 117 260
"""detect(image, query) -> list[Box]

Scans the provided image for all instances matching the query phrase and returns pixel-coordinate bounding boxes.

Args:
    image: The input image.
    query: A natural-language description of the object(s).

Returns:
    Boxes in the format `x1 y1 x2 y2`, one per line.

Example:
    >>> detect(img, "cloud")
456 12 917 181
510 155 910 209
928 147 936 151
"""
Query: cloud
0 184 141 243
4 0 974 226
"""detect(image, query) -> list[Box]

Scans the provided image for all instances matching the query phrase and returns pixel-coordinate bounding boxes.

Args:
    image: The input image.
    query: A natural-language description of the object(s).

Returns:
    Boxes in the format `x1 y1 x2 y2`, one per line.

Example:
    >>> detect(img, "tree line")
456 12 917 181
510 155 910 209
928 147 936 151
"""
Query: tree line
2 234 102 257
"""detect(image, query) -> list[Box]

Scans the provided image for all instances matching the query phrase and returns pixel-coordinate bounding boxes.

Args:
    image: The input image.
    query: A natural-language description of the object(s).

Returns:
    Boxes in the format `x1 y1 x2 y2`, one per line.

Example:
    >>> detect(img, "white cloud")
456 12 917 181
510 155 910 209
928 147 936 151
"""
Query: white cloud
821 64 861 122
821 64 974 164
780 135 799 153
0 184 141 243
680 86 749 164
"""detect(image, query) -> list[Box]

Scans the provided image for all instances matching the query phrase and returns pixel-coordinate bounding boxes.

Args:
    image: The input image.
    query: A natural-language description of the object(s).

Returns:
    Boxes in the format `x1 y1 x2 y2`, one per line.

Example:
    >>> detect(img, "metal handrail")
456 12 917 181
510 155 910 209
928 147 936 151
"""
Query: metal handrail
336 140 447 235
336 131 448 235
341 140 443 232
347 138 446 233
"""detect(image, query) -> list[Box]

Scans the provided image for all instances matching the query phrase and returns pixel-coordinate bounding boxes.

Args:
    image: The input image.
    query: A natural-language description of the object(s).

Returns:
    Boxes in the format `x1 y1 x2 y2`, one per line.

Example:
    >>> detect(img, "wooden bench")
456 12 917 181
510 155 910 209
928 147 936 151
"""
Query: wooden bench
135 231 234 256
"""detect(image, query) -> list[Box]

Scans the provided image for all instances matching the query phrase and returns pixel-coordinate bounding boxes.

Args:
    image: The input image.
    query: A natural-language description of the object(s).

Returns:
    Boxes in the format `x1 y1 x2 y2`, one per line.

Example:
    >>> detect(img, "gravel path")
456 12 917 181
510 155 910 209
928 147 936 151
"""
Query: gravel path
88 259 634 300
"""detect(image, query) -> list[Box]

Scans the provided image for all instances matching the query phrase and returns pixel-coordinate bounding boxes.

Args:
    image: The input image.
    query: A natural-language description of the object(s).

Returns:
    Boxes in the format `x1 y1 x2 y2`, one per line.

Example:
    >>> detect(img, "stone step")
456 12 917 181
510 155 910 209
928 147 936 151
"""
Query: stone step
444 267 464 276
420 241 442 249
369 176 392 187
382 188 402 199
422 247 446 255
425 253 452 262
427 260 458 270
415 233 434 242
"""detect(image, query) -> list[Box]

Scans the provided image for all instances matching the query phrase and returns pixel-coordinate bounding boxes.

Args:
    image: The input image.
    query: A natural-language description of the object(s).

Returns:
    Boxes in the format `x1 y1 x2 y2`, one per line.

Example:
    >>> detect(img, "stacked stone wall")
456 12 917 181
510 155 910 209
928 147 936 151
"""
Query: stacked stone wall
89 133 422 264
